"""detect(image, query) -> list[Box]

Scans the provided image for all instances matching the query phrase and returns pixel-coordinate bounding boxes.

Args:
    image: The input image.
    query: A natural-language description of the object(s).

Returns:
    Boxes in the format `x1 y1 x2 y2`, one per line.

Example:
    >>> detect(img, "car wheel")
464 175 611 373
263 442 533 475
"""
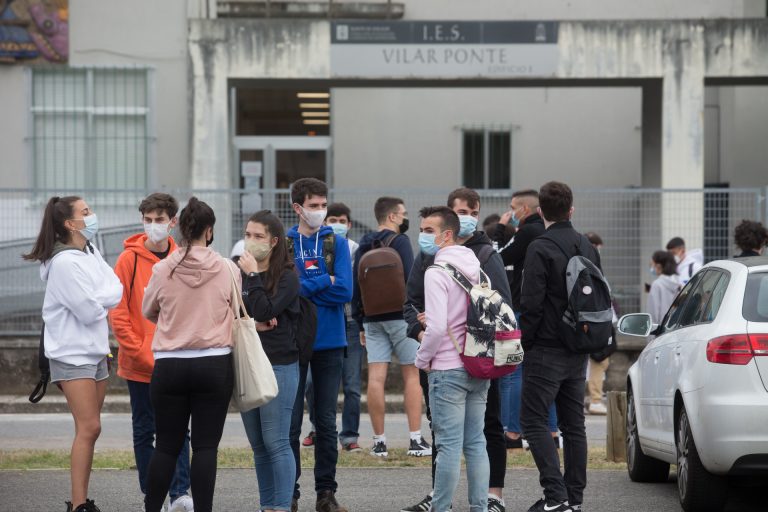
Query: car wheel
676 407 728 512
626 388 670 482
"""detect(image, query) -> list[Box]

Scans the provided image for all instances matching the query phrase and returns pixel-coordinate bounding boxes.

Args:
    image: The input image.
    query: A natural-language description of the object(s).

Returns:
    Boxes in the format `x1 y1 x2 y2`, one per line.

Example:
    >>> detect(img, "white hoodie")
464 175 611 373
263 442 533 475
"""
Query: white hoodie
40 243 123 365
676 248 704 286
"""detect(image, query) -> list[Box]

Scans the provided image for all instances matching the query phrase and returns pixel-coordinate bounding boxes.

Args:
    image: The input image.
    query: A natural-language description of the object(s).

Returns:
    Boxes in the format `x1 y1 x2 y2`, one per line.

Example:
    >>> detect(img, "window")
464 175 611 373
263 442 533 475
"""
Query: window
743 272 768 322
462 130 511 189
663 270 728 331
662 273 703 332
31 68 151 190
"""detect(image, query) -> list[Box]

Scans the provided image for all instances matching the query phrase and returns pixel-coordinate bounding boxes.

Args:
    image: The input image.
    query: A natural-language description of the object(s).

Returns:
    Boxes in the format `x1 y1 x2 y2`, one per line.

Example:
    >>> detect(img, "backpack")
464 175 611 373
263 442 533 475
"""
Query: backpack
294 296 318 366
546 234 615 354
357 233 406 316
429 262 523 379
286 233 336 276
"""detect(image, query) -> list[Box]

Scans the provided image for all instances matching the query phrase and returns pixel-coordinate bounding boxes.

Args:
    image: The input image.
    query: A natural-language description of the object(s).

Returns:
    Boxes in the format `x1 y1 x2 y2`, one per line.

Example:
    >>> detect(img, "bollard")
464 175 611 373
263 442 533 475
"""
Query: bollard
606 390 627 463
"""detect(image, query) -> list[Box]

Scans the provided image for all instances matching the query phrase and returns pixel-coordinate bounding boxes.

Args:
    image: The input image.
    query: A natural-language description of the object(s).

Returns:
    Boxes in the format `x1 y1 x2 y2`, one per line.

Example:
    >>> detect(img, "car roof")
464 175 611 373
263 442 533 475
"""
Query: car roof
733 256 768 269
704 257 768 273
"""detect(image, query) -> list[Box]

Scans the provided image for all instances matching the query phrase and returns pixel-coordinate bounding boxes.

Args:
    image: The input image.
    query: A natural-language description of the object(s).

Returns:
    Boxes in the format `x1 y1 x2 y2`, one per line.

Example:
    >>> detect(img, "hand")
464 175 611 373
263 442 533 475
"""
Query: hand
256 318 277 332
422 364 431 373
359 331 366 347
330 275 336 285
417 312 426 327
417 331 424 342
238 250 259 275
499 210 513 226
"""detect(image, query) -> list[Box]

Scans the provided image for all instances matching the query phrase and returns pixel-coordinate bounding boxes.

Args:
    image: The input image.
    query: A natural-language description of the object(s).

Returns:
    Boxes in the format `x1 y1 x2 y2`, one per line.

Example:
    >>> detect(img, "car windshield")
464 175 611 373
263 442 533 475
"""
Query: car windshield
743 272 768 322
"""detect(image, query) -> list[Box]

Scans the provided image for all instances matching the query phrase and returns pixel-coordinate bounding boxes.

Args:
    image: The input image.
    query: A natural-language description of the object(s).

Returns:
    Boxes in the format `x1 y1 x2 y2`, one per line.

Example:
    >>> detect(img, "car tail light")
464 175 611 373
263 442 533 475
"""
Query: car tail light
706 334 768 364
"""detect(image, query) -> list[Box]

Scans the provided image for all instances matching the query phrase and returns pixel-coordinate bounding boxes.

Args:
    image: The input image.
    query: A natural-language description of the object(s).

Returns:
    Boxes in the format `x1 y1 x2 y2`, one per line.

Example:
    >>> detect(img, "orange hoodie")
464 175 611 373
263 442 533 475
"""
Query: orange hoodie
109 233 178 383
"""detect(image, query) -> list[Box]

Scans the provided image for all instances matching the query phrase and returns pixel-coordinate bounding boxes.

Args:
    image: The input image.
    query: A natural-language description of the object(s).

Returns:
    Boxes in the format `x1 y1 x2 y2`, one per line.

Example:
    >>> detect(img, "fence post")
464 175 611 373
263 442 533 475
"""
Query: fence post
606 391 627 463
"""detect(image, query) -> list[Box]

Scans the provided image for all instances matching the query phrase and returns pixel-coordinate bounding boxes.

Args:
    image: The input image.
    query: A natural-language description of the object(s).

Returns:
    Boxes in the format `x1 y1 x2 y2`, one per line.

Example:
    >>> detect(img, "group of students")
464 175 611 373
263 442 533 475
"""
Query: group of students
28 178 607 512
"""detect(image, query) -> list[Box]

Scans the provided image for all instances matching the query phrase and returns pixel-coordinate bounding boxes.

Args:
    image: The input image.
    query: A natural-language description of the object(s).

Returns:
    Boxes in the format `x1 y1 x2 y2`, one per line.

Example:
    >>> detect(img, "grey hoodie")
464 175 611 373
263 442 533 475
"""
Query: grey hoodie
647 274 681 324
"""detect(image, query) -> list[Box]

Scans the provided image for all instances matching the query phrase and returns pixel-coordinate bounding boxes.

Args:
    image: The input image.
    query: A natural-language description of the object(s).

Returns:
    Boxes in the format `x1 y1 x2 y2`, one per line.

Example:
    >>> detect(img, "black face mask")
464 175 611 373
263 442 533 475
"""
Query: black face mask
399 218 409 235
206 233 214 247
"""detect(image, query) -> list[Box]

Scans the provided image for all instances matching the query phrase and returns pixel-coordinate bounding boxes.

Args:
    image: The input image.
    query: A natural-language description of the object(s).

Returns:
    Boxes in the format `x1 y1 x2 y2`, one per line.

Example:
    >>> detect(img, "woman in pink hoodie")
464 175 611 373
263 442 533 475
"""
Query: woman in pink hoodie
414 207 490 512
142 197 240 512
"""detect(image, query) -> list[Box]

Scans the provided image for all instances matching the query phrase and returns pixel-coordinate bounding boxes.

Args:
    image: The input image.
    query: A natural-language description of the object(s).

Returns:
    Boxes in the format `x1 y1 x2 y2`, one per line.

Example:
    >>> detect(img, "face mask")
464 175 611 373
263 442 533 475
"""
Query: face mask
419 232 439 255
328 223 348 237
245 240 272 261
458 215 477 238
399 217 410 235
674 254 681 264
508 211 521 228
77 214 99 241
649 266 657 277
206 232 214 247
144 222 170 244
299 206 327 229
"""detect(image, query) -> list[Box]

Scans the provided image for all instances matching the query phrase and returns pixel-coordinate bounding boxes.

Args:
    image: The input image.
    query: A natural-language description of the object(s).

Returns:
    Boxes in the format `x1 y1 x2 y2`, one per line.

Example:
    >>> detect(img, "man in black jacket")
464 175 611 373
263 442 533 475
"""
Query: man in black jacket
520 182 600 512
401 188 510 512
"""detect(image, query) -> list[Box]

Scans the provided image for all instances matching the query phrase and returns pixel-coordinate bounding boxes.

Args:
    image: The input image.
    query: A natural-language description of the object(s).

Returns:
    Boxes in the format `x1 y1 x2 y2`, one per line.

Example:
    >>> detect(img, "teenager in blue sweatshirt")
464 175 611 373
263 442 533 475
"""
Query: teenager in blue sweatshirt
286 178 353 512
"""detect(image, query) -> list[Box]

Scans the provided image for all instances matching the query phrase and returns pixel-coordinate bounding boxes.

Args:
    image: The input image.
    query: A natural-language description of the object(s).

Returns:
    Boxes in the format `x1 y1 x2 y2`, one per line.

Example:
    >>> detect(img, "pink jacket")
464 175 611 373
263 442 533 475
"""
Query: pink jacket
143 246 241 353
415 245 481 371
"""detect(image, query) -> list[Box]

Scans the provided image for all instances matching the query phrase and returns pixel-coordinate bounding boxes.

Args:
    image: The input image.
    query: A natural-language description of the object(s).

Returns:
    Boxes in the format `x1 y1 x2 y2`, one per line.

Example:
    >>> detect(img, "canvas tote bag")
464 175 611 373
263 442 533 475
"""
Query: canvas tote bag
225 261 278 412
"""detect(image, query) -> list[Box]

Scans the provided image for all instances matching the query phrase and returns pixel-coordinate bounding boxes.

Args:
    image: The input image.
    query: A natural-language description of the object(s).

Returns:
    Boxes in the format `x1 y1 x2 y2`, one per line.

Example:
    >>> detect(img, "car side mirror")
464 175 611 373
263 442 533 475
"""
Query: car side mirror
618 313 655 337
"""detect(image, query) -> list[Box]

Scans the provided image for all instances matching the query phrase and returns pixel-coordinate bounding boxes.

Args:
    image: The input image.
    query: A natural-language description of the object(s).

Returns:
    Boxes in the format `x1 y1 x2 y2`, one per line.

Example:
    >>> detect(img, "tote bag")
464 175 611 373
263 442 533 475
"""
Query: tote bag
225 262 278 412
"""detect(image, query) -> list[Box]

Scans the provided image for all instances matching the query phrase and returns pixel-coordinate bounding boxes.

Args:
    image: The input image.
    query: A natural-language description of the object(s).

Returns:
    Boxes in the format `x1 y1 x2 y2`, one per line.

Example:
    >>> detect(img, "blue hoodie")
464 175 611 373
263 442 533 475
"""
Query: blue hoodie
287 224 353 351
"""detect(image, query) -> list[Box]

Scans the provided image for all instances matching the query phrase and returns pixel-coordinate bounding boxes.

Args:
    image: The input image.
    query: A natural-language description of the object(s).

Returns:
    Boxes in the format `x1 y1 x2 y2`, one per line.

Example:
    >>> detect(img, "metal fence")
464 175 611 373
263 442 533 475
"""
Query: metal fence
0 187 765 335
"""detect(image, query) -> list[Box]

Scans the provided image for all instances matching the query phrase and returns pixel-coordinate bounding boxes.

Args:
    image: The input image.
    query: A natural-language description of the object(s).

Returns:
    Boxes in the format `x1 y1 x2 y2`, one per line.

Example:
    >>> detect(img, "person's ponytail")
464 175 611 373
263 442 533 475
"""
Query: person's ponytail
23 196 80 263
170 197 216 277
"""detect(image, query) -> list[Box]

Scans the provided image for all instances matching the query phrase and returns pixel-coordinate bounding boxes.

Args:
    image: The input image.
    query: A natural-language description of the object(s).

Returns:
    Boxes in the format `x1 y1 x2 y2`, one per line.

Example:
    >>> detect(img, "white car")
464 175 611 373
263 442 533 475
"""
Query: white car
618 257 768 512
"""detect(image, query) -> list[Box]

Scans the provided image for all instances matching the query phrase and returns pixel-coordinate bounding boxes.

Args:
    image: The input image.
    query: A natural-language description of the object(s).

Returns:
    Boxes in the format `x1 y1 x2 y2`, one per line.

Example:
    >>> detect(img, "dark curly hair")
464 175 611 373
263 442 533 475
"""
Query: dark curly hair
734 219 768 253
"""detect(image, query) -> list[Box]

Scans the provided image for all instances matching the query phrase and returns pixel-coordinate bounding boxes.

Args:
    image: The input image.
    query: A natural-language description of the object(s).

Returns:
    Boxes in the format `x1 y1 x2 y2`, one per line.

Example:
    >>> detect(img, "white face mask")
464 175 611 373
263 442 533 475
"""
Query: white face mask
674 254 681 264
144 222 170 244
300 206 327 229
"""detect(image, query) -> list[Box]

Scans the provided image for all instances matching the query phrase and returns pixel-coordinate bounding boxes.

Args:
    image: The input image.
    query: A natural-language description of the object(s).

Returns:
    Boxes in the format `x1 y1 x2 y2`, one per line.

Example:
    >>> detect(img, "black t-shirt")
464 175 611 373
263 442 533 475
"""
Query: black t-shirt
151 247 170 260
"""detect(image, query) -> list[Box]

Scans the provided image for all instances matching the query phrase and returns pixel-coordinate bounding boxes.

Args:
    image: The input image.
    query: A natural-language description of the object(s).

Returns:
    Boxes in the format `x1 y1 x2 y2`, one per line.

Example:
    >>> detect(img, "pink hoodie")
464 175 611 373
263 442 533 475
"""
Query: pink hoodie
415 245 481 371
143 246 241 353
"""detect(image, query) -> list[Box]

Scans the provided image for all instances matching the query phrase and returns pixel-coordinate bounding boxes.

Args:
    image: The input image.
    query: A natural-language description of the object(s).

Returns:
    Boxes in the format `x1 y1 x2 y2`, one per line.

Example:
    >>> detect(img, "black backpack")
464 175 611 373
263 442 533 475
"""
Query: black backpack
547 235 614 354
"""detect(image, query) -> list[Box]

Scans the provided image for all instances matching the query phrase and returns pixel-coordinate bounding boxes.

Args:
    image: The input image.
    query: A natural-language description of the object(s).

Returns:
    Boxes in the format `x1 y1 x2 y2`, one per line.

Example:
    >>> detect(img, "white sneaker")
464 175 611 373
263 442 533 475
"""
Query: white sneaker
589 402 608 415
169 495 194 512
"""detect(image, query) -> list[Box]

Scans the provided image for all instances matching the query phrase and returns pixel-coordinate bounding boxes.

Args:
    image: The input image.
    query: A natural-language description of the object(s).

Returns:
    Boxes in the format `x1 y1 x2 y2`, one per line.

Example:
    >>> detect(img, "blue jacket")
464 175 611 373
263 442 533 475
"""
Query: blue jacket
287 225 353 351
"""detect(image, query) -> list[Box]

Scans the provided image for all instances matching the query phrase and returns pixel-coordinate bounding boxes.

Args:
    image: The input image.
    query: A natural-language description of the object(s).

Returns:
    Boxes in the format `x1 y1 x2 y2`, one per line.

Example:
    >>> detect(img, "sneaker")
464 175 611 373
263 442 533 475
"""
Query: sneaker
342 441 362 453
488 496 506 512
67 500 102 512
169 495 194 512
315 490 348 512
505 435 523 449
407 437 432 457
400 494 432 512
588 402 607 415
526 497 572 512
370 440 388 457
302 431 316 447
571 505 582 511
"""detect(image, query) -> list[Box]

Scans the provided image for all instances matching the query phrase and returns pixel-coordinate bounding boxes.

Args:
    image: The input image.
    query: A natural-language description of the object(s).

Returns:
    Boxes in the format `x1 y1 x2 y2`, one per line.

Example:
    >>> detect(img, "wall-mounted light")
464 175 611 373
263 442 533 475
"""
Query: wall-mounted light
297 92 330 99
303 120 330 125
299 103 330 109
301 111 330 118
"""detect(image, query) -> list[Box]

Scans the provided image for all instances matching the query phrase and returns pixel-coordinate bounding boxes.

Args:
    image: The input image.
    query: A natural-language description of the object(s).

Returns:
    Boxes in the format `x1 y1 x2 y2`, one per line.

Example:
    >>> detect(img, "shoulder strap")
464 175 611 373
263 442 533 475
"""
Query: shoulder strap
429 262 473 295
127 252 138 304
476 244 495 265
286 237 295 255
223 259 250 321
323 233 336 277
383 232 399 248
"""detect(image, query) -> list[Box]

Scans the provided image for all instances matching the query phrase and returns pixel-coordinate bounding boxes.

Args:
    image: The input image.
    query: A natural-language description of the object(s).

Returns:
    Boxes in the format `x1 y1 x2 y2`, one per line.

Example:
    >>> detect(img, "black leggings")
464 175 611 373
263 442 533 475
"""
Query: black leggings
145 355 234 512
420 370 507 489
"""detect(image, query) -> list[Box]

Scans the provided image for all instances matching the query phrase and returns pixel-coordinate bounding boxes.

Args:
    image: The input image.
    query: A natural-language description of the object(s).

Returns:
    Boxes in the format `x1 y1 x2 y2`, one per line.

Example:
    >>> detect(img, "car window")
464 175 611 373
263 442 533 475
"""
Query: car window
743 272 768 322
662 272 704 332
702 271 729 322
676 271 723 328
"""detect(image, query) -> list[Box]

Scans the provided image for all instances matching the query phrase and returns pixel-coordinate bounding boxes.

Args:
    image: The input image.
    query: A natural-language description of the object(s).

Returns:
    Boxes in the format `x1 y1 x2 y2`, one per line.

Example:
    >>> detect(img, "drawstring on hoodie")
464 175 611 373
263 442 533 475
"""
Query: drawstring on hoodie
298 233 320 263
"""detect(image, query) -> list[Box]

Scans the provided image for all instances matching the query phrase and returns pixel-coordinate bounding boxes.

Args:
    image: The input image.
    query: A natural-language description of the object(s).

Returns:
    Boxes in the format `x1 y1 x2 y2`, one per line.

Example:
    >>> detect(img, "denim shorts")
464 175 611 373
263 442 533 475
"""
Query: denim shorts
364 319 418 365
50 357 109 383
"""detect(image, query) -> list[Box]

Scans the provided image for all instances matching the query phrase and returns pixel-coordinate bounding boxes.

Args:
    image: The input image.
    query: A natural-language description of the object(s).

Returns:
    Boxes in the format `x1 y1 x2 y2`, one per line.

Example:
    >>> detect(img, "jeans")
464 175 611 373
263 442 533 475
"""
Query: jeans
241 362 299 511
290 348 344 497
499 364 558 433
127 380 190 502
428 368 490 512
521 346 588 506
339 319 363 445
146 355 234 512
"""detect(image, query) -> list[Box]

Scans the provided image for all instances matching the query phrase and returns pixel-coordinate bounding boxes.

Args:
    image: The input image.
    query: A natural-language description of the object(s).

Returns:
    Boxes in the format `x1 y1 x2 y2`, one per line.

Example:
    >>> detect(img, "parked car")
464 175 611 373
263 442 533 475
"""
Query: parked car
618 257 768 512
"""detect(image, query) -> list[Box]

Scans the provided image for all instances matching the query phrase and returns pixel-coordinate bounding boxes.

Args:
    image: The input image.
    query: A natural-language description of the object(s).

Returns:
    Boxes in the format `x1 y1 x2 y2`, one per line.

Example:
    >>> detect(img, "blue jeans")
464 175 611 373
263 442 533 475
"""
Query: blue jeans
241 362 299 511
500 364 558 433
428 369 490 512
127 379 190 501
339 319 363 445
290 348 345 497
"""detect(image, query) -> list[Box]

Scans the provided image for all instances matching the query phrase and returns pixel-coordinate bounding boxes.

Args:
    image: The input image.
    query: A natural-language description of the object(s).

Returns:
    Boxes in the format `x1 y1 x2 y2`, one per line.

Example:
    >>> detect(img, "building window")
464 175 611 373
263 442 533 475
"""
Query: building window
31 68 151 190
462 129 511 189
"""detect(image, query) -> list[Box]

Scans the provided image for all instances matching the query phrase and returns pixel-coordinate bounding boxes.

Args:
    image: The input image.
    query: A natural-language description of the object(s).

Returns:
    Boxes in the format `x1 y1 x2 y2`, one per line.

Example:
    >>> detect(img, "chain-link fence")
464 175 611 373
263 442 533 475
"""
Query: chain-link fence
0 187 765 335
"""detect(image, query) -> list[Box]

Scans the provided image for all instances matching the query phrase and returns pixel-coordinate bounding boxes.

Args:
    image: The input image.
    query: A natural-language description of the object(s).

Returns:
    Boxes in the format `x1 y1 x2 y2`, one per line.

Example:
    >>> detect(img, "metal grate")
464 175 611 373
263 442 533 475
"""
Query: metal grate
30 67 152 191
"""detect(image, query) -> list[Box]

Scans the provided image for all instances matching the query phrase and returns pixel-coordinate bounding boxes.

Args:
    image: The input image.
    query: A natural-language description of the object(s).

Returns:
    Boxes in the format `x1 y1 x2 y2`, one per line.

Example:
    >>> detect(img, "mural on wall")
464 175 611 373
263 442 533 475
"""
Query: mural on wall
0 0 68 64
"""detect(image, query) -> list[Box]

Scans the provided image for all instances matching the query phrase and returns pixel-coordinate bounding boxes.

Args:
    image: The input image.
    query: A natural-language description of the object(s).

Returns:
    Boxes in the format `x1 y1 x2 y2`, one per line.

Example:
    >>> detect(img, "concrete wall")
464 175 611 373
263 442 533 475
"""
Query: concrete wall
332 87 642 189
0 68 29 188
718 86 768 188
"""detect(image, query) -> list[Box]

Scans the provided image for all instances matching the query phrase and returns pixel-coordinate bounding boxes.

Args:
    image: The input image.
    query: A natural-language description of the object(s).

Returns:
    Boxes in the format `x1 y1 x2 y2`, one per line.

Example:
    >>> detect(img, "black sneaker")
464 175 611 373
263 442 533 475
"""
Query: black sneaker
527 497 572 512
400 494 432 512
66 500 102 512
488 496 506 512
370 440 388 457
407 437 432 457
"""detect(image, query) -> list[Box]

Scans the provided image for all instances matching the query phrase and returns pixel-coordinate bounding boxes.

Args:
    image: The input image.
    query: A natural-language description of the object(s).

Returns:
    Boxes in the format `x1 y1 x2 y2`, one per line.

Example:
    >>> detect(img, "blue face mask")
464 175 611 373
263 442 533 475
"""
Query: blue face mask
78 214 99 241
649 266 657 277
508 211 521 228
419 232 439 255
327 223 348 237
458 215 478 238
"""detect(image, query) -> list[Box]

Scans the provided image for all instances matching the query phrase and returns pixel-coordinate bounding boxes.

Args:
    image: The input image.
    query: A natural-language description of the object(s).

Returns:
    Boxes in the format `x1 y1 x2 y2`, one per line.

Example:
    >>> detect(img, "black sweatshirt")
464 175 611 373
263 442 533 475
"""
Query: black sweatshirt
403 231 512 341
492 212 545 311
242 269 300 365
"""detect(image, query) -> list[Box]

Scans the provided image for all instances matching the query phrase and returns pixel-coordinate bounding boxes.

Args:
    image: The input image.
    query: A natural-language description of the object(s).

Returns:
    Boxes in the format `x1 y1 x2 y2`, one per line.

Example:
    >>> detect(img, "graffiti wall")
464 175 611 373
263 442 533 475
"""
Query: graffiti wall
0 0 68 64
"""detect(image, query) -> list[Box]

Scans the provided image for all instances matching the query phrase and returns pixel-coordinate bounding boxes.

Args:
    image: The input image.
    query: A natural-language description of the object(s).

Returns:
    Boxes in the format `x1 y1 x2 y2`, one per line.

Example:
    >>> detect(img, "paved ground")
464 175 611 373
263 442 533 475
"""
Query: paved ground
0 412 608 451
